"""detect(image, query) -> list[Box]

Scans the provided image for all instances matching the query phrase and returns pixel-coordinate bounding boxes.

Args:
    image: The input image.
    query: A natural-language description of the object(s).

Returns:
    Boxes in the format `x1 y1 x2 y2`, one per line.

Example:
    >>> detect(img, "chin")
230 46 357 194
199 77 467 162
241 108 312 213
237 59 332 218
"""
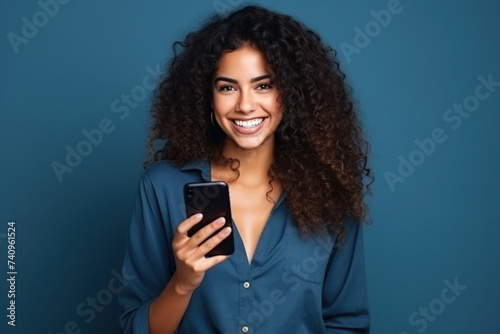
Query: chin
227 135 271 151
233 141 263 150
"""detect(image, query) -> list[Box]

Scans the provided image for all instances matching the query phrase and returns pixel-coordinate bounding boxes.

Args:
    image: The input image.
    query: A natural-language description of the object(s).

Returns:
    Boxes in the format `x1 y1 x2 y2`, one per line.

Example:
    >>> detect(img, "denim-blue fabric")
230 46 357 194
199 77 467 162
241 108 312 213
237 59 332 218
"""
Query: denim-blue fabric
118 160 370 333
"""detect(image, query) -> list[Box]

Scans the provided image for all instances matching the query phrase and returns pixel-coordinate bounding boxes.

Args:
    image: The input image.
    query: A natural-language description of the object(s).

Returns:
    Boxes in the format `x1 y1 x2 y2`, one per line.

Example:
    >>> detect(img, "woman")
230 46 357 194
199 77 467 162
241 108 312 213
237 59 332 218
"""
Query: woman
119 5 373 334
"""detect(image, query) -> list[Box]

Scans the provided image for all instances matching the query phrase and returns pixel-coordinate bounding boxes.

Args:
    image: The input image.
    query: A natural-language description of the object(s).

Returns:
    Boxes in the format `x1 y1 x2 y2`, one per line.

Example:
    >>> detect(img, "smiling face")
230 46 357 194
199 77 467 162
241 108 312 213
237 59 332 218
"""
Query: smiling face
212 46 282 153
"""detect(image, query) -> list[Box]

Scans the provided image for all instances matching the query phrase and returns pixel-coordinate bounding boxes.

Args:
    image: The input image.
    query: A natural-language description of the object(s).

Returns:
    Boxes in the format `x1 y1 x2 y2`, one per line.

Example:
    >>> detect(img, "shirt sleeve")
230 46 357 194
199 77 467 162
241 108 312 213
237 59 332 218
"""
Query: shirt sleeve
322 219 370 333
118 170 176 334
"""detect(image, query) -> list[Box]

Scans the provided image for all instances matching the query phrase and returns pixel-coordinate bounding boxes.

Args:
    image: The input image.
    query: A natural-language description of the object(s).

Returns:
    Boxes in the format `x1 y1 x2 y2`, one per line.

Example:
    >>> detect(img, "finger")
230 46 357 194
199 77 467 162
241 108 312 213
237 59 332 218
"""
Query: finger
176 213 203 236
186 217 226 249
192 226 232 258
189 254 230 273
175 217 226 259
173 214 205 254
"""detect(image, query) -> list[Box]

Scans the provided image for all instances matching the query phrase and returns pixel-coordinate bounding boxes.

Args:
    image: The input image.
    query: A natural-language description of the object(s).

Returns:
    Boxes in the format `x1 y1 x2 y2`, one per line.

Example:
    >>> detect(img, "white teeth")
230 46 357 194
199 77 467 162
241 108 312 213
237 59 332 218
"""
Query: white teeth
234 118 264 128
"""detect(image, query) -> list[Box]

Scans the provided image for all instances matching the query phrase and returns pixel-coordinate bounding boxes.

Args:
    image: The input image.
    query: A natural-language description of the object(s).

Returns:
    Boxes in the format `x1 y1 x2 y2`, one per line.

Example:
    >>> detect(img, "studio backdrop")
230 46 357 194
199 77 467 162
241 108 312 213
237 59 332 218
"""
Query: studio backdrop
1 0 499 333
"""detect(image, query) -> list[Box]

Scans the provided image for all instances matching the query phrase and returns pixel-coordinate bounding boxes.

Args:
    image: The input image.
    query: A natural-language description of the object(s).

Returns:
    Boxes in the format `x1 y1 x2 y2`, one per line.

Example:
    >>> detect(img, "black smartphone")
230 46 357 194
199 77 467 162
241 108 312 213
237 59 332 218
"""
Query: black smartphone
183 181 234 257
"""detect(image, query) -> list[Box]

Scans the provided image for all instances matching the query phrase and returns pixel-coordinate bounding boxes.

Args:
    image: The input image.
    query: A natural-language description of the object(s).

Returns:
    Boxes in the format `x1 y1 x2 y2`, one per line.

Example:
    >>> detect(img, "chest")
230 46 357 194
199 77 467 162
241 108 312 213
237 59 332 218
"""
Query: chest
183 209 334 333
229 184 279 263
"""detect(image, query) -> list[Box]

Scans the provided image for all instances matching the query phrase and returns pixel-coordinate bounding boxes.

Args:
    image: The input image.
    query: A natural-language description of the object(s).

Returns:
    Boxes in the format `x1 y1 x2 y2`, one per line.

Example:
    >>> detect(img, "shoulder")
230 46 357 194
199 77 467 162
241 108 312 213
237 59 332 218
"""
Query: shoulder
343 216 363 235
142 160 184 183
332 217 366 253
138 159 208 195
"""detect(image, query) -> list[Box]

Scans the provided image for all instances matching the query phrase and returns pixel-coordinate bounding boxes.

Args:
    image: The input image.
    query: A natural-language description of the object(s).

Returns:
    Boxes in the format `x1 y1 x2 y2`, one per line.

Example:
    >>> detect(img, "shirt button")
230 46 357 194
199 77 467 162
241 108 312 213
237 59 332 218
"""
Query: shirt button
243 281 250 288
241 326 249 333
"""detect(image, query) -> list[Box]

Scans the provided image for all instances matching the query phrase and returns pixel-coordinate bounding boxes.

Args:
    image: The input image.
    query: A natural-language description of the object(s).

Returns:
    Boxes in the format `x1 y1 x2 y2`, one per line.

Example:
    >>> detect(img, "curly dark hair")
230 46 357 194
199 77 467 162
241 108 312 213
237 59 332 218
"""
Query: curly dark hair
146 5 373 239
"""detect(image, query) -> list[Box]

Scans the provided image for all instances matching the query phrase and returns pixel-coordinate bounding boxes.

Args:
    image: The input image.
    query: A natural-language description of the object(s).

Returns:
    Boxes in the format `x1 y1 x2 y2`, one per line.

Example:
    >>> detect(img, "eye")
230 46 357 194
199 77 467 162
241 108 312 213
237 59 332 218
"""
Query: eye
218 85 236 92
256 83 272 90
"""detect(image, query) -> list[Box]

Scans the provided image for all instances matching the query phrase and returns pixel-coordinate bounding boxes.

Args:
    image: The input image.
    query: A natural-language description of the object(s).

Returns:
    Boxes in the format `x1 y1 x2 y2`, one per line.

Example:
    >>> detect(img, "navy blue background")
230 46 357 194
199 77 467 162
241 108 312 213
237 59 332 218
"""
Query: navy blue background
1 0 499 333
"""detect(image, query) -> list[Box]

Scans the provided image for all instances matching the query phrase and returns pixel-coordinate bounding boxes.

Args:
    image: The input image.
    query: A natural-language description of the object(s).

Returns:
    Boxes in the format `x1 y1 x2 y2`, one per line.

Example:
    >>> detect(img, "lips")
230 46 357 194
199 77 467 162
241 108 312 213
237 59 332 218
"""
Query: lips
230 117 266 134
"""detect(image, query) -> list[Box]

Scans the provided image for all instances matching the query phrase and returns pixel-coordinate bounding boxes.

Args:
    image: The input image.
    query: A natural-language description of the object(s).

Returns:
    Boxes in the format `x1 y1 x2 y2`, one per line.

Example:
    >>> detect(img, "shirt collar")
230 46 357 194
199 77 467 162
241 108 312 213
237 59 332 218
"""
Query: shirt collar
180 159 211 182
180 159 287 208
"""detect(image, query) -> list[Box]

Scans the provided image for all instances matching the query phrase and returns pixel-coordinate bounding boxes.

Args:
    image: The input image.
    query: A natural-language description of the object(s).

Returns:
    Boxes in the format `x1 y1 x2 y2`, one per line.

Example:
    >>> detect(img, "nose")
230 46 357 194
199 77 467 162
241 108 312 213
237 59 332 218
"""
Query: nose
236 90 256 114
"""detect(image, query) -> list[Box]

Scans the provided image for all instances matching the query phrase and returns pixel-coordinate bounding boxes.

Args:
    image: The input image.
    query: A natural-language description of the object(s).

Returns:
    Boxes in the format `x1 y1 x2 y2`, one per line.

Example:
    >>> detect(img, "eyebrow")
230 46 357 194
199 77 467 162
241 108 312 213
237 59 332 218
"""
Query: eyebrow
214 74 272 84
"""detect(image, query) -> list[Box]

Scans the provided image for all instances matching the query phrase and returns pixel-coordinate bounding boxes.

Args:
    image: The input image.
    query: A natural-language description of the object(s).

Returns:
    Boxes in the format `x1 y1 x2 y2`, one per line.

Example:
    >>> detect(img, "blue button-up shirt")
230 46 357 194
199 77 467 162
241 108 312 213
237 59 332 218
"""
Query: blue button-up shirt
119 160 370 333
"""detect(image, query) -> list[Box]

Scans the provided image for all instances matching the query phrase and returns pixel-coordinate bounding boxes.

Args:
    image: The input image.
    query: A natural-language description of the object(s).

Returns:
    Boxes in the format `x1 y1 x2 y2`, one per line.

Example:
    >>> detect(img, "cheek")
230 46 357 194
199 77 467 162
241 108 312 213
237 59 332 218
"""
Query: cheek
212 95 234 114
263 94 282 115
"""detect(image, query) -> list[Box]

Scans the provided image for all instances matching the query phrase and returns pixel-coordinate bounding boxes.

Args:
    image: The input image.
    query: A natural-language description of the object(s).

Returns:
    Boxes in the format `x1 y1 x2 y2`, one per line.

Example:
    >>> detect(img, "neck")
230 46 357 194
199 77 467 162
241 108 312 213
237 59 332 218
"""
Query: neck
218 138 275 184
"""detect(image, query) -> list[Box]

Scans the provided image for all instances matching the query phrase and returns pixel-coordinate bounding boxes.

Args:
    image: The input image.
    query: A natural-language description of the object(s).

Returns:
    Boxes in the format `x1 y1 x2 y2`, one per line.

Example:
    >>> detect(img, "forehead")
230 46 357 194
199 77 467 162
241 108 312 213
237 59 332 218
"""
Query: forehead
215 46 269 77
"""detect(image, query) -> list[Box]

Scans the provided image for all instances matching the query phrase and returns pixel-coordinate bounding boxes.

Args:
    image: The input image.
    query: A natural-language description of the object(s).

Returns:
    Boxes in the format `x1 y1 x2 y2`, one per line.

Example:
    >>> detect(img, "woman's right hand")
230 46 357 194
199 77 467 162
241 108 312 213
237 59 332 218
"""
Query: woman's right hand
149 214 231 334
170 213 231 295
